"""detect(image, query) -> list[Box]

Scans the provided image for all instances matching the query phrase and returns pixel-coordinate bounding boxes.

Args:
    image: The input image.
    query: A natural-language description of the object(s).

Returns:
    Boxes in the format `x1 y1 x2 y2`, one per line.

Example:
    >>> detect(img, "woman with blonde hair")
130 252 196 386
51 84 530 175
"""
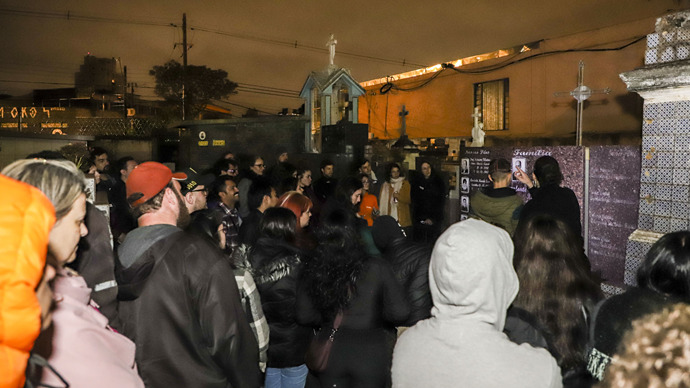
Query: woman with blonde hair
598 303 690 388
3 158 145 388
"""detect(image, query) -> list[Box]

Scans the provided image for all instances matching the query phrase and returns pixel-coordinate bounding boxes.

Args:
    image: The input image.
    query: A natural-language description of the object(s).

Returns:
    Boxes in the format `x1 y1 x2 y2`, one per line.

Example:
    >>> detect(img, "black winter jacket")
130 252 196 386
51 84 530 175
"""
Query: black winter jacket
116 227 261 388
249 238 312 368
410 173 446 225
381 238 432 326
518 185 582 238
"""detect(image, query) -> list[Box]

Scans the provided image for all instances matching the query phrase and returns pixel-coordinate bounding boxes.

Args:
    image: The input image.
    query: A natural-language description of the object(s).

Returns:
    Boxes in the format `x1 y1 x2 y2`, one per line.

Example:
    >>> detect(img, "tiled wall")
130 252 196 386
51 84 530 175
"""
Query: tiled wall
623 12 690 287
638 100 690 234
626 100 690 286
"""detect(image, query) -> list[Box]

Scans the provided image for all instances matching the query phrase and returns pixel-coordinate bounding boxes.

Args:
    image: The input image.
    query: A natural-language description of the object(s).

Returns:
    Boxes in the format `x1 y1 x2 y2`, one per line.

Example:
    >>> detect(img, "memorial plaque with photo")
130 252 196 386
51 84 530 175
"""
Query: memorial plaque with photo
510 147 585 209
459 145 636 291
460 146 585 213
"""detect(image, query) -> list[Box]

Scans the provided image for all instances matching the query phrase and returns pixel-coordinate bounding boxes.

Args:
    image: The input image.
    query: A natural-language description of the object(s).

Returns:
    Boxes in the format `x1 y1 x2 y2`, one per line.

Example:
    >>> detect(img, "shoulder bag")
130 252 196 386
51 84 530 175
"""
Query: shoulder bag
305 311 344 372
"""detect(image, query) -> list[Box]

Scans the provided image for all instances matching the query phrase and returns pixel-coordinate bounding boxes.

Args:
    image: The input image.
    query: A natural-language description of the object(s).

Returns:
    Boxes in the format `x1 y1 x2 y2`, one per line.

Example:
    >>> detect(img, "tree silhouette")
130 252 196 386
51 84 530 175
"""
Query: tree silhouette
150 60 237 119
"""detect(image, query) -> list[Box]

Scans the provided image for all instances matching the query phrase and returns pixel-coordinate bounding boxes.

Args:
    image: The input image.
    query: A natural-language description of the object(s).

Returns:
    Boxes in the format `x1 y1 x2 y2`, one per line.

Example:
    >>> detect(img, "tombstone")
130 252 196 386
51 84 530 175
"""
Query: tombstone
619 10 690 286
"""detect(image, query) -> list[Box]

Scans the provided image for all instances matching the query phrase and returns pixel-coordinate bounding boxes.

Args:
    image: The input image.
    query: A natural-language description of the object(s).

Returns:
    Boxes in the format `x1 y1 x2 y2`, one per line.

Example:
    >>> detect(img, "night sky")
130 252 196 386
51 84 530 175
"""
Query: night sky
0 0 687 115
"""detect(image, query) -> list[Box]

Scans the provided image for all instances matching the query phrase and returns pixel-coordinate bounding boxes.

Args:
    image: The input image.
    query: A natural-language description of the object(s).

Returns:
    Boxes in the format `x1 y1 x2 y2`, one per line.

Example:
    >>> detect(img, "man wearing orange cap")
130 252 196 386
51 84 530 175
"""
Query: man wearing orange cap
116 162 261 388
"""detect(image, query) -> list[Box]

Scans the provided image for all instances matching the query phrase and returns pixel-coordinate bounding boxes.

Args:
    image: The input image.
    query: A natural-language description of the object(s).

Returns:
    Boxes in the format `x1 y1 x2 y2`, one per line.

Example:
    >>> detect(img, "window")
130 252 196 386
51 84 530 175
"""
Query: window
337 85 349 122
311 88 321 131
474 79 509 131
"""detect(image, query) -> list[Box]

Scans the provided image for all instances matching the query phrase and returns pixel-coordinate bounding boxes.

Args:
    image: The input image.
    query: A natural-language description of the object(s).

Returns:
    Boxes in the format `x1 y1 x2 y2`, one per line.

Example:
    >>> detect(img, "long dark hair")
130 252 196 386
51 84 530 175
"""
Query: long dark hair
333 176 363 211
385 162 403 181
637 231 690 301
512 214 602 369
533 156 563 187
302 208 365 317
259 207 296 243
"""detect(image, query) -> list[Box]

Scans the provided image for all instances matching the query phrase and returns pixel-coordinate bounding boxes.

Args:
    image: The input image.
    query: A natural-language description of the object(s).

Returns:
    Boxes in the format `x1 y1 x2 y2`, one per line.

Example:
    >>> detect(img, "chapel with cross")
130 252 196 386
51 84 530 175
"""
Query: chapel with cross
299 34 366 151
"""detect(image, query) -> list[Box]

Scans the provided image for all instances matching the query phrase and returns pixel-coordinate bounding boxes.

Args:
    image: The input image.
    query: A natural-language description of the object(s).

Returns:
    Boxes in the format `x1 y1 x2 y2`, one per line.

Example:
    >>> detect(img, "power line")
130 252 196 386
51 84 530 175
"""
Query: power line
0 79 74 86
237 82 299 94
0 7 427 69
212 99 275 115
0 77 303 100
190 26 427 68
447 36 646 75
235 87 300 99
0 8 174 28
379 35 647 94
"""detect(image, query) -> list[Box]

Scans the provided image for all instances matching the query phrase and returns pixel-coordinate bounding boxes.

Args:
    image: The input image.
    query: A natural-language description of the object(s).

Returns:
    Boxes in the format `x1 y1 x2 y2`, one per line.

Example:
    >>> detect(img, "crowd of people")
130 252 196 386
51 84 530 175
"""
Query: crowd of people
1 147 689 388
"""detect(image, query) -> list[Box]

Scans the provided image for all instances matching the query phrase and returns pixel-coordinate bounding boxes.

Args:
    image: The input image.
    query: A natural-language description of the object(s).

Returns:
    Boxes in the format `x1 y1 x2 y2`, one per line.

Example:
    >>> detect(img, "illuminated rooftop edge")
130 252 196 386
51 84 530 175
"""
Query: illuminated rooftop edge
359 44 533 88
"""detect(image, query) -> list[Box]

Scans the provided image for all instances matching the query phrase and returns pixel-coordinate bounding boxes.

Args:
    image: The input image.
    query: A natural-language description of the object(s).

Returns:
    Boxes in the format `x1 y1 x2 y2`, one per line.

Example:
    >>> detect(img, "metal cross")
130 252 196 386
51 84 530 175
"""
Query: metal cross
399 105 409 136
554 61 610 146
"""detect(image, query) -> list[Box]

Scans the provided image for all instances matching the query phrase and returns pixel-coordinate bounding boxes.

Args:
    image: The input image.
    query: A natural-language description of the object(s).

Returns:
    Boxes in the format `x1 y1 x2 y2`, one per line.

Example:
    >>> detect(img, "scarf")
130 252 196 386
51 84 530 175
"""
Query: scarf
379 176 404 221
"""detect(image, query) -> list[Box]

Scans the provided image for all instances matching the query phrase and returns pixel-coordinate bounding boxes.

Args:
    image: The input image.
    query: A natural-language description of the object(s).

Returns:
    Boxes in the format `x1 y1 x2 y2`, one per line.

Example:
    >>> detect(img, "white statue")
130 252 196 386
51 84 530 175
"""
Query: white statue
327 34 337 66
470 107 485 147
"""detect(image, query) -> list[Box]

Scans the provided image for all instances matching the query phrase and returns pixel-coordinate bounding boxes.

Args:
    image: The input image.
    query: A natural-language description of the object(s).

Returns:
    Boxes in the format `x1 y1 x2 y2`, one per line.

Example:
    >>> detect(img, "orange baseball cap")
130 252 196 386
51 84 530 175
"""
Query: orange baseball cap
126 162 187 206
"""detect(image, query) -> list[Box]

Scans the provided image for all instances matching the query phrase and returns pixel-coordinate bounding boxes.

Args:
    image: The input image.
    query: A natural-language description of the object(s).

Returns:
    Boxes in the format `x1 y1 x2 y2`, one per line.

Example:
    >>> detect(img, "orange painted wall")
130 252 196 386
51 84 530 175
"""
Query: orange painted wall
358 18 652 143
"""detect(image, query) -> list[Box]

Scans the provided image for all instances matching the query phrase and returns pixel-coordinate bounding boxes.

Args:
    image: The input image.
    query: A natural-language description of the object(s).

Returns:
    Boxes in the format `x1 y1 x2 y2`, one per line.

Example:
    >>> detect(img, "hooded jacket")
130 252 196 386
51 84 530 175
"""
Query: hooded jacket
392 219 562 388
0 176 55 388
116 226 261 388
470 187 523 235
33 269 144 388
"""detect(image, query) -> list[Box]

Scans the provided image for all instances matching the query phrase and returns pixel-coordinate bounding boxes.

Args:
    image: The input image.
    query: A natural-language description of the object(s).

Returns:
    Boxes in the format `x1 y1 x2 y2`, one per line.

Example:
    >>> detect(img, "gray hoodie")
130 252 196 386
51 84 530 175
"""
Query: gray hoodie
392 218 562 388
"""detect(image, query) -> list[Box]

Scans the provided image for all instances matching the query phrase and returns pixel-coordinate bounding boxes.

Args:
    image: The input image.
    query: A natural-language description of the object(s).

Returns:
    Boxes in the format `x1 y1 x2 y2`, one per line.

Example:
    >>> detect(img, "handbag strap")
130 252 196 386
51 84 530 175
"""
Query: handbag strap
333 310 344 329
327 311 345 341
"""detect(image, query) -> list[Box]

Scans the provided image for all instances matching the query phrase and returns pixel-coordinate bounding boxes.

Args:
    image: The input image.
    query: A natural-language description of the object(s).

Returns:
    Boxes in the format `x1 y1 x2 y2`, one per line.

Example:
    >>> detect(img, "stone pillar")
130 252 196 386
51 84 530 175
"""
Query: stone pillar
620 11 690 287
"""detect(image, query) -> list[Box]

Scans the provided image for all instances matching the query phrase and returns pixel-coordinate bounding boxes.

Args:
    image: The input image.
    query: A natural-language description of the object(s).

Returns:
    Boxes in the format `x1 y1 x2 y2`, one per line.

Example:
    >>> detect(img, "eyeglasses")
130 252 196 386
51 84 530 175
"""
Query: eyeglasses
253 164 265 168
190 187 208 194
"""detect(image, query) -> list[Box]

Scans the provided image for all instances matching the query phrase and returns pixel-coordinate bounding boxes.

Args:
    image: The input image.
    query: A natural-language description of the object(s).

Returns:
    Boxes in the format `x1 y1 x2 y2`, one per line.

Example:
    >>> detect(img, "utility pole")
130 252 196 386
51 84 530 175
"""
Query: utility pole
174 13 191 120
182 13 187 120
123 65 128 110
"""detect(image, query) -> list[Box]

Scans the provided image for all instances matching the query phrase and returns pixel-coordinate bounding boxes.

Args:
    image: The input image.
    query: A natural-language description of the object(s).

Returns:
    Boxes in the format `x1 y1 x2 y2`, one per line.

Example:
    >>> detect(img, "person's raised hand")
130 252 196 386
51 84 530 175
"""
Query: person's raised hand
515 166 533 188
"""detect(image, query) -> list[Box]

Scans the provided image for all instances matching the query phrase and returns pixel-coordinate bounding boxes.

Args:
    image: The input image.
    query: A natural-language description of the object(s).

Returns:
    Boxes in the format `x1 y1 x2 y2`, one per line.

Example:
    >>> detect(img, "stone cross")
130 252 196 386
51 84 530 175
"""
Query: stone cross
471 106 482 128
554 61 610 146
327 34 337 66
399 105 409 136
470 106 485 147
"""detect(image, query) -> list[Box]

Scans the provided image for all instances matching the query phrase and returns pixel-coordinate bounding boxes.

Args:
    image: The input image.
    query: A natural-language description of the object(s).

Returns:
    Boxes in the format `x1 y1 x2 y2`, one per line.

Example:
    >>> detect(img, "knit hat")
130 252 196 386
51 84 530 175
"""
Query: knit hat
126 162 187 206
371 215 405 251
